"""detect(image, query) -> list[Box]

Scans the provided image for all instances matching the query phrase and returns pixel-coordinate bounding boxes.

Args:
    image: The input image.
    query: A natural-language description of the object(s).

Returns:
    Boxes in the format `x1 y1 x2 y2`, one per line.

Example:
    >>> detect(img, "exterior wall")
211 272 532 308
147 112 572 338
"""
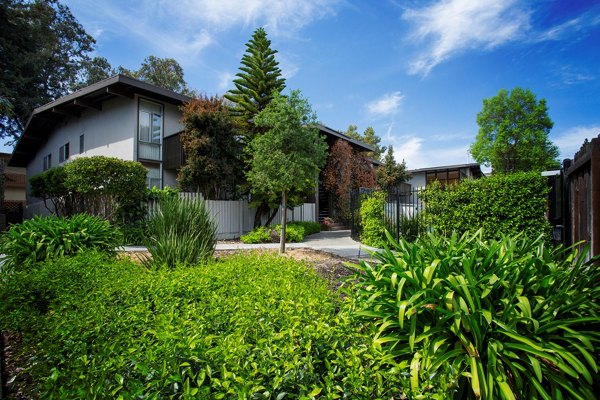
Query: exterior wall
406 172 426 189
27 96 136 181
4 165 26 202
163 169 179 188
163 102 184 137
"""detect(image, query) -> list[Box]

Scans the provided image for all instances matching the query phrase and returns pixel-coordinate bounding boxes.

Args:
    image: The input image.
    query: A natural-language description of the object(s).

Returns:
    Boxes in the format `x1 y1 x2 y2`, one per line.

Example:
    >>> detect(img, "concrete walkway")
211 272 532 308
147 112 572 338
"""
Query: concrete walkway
122 230 378 261
216 230 378 260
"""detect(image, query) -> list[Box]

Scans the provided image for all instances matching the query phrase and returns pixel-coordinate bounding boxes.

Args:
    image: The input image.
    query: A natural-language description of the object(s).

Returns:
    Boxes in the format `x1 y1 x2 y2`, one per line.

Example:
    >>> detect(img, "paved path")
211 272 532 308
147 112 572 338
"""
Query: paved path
216 230 377 260
122 230 378 261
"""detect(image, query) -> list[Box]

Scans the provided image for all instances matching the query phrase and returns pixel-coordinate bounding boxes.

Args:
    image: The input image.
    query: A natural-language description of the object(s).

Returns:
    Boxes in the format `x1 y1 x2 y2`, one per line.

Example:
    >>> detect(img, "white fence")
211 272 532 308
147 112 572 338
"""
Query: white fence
153 193 316 240
25 193 316 240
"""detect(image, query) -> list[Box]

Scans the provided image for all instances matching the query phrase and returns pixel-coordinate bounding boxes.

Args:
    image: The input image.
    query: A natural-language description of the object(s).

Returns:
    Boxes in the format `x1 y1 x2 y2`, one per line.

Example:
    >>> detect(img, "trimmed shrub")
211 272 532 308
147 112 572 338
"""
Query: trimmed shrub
0 252 407 398
421 171 551 240
350 231 600 399
0 214 121 272
29 156 147 221
359 191 387 248
145 195 217 268
240 221 320 244
240 226 271 244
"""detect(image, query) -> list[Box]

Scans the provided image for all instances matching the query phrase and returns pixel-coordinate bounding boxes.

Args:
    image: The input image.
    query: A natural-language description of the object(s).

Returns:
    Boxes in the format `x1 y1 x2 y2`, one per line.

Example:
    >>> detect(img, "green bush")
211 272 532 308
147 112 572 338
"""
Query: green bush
240 226 272 244
350 231 600 399
385 213 424 243
29 156 147 221
145 195 217 268
0 252 407 398
0 214 121 272
359 191 387 248
421 172 551 240
241 221 320 243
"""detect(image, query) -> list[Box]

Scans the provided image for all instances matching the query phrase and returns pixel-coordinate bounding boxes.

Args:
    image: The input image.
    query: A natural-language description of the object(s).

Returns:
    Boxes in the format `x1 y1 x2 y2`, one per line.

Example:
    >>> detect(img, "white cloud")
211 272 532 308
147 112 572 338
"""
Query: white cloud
553 125 600 160
366 92 404 116
217 71 235 91
160 0 340 35
403 0 531 75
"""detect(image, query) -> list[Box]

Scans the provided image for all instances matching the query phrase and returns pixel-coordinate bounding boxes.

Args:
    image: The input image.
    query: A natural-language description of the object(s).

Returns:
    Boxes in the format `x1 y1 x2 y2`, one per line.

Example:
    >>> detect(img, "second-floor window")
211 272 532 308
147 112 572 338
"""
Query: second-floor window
139 100 162 144
59 143 70 163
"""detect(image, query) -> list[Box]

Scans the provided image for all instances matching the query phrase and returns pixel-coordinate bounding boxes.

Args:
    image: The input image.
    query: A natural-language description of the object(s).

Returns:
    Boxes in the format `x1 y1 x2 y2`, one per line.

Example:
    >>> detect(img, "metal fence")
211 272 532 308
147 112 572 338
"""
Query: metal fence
350 188 425 241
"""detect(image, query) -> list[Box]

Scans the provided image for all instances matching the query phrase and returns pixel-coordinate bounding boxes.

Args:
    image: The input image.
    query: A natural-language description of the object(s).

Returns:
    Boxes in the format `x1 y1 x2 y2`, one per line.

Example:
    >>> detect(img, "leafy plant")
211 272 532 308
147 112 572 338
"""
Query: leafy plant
0 214 121 272
359 191 387 248
144 195 217 268
350 231 600 399
386 213 424 243
421 171 551 241
240 226 271 244
0 252 408 398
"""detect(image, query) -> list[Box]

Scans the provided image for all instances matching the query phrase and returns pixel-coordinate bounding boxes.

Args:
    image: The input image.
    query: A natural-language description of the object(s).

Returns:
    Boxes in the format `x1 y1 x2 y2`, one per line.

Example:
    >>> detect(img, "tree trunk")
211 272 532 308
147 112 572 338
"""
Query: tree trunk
264 207 279 227
253 201 269 228
280 190 287 254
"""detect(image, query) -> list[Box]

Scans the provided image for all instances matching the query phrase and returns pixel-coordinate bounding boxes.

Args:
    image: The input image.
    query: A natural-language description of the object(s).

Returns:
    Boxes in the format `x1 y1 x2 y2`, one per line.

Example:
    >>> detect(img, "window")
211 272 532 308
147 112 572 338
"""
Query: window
79 134 84 153
139 100 162 144
426 169 461 187
59 143 70 163
145 165 162 189
43 154 52 171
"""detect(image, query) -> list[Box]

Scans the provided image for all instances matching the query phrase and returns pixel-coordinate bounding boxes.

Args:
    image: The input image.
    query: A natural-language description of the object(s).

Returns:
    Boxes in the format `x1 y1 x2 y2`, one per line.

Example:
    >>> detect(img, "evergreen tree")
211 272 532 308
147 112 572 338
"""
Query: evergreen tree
376 146 410 192
224 28 285 139
343 125 386 161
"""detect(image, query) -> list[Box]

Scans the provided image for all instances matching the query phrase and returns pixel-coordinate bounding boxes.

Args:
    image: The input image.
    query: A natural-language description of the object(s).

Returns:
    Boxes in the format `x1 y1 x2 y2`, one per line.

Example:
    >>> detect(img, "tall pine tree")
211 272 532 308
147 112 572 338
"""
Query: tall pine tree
224 27 285 139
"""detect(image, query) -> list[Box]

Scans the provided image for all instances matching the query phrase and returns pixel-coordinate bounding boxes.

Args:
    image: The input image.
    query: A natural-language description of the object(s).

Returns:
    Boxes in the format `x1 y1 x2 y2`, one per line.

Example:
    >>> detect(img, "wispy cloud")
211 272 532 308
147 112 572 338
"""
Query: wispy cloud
388 134 473 170
553 125 600 160
366 92 404 116
217 71 235 91
160 0 340 35
536 12 600 41
403 0 530 76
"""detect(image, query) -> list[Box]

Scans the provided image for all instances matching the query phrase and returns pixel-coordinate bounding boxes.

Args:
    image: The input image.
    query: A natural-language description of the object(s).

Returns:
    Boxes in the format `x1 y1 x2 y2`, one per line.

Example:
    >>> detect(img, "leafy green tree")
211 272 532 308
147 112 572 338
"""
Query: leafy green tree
73 56 115 90
118 56 193 95
0 0 95 142
178 95 243 199
376 146 410 192
343 125 386 160
470 87 559 173
248 90 327 253
224 27 285 139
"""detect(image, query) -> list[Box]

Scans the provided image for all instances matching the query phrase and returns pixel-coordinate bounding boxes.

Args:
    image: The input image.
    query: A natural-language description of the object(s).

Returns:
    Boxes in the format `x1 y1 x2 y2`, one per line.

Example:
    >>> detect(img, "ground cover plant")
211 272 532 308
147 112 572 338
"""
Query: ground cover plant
144 194 217 268
350 230 600 399
0 213 121 272
240 221 320 244
0 251 407 399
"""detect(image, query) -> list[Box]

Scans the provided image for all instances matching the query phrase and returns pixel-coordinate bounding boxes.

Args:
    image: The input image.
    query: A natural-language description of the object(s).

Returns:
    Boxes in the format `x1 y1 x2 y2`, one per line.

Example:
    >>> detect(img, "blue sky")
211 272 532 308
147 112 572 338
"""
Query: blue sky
49 1 600 169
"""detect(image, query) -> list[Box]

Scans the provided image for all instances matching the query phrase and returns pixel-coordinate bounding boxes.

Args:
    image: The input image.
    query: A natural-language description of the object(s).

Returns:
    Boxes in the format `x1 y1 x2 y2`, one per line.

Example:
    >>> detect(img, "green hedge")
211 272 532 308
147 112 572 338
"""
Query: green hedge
359 191 387 248
421 172 551 240
0 252 406 398
240 221 321 244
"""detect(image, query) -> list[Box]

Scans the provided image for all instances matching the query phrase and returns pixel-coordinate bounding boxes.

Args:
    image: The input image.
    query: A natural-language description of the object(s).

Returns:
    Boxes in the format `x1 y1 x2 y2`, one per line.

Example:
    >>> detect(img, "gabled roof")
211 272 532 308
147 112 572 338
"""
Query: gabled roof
315 123 377 154
10 74 191 167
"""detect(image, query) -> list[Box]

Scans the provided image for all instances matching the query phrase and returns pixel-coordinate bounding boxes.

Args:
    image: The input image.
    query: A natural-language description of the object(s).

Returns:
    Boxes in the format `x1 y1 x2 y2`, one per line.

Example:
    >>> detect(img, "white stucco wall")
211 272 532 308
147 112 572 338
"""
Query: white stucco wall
163 102 184 137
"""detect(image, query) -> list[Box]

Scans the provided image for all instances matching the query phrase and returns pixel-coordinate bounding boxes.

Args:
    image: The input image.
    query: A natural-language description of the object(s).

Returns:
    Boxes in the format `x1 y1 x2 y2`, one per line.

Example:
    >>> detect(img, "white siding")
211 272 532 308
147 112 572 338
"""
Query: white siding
163 102 184 137
406 172 426 189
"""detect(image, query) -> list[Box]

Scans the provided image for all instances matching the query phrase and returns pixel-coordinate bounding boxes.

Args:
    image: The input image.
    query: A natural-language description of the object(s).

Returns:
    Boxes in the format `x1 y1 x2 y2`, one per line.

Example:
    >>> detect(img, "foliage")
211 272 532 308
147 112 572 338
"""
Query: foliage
240 221 321 244
0 0 95 141
350 231 600 399
0 214 120 272
73 56 115 90
248 90 327 252
240 226 271 244
178 95 244 199
118 55 194 95
344 125 386 161
224 27 286 139
470 87 559 173
377 145 410 192
144 195 217 268
421 171 551 241
359 191 387 248
29 156 147 222
0 252 407 398
324 139 377 221
386 213 424 243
